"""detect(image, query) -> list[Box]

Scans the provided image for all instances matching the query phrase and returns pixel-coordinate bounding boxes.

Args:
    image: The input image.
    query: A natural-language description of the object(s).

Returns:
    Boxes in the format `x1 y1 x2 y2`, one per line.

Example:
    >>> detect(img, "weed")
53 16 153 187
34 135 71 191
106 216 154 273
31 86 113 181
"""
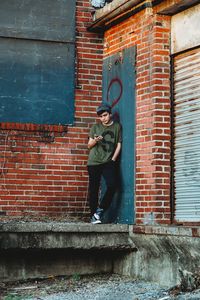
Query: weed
72 273 81 281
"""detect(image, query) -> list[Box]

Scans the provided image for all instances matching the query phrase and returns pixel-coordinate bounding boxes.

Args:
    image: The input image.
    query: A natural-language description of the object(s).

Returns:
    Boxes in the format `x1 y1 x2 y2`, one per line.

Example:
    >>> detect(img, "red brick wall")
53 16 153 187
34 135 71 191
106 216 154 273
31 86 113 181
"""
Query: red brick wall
104 5 171 224
0 0 103 219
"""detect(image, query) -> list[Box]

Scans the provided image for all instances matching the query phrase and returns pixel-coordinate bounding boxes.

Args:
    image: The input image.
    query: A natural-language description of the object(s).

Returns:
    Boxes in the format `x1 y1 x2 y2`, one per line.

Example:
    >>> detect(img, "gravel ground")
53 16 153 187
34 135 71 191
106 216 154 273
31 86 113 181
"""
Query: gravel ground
2 274 200 300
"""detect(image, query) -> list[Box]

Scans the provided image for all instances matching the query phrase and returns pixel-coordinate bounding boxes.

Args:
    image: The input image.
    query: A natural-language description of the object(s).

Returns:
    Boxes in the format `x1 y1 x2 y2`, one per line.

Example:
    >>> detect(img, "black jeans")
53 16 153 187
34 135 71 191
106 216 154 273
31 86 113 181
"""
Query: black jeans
87 161 117 216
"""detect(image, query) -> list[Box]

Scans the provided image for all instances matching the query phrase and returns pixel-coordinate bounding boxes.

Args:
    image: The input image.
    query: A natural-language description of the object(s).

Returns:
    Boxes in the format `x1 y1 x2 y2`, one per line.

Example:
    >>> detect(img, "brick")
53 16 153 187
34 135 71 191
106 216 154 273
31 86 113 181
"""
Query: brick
0 0 103 219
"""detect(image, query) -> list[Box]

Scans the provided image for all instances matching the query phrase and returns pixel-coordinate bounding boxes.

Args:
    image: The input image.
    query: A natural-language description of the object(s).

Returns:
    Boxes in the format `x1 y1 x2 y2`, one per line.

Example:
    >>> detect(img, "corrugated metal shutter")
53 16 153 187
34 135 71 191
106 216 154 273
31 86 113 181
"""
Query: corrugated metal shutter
174 47 200 222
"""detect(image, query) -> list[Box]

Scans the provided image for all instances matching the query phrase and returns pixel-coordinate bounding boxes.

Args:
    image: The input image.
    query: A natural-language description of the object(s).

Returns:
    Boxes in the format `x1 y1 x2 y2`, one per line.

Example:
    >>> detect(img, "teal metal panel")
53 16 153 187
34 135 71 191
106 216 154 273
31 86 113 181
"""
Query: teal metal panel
0 38 75 125
0 0 75 42
102 46 136 224
0 0 75 125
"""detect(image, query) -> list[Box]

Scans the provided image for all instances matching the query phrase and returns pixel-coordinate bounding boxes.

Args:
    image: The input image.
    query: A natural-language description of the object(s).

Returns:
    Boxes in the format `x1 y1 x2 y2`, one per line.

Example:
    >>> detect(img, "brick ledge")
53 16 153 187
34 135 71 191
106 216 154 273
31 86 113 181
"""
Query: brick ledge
132 225 200 238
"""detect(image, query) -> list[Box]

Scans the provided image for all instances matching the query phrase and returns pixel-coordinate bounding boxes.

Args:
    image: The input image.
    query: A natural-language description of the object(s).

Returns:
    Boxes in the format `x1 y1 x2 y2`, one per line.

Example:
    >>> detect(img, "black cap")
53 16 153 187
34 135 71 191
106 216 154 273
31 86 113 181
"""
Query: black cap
96 104 112 115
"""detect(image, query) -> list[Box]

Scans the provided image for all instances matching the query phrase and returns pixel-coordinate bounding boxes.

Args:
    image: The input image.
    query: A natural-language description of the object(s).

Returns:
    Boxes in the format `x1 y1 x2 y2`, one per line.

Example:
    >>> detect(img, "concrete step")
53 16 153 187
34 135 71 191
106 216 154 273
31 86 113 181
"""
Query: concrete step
0 221 135 251
0 221 136 282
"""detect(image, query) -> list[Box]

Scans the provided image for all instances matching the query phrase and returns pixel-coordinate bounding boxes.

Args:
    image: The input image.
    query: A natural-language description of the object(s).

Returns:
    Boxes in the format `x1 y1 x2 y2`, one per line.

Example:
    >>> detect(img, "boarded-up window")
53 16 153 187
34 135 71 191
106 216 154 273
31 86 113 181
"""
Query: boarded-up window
0 0 75 125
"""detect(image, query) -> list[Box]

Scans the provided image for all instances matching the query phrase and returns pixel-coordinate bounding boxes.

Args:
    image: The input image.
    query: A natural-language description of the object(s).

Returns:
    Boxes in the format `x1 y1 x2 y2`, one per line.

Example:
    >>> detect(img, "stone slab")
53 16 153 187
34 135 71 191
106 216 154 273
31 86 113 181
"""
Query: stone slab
0 222 135 251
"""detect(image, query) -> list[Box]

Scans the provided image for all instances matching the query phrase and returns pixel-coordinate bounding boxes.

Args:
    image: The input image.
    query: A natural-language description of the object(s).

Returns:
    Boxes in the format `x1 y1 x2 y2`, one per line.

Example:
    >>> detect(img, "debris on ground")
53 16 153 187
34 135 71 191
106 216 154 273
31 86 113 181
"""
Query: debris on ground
168 268 200 298
2 274 200 300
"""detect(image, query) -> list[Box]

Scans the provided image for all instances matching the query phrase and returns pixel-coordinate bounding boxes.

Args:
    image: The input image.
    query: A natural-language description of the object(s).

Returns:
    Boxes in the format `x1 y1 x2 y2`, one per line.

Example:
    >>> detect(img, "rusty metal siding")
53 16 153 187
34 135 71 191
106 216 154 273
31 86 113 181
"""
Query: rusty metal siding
174 48 200 222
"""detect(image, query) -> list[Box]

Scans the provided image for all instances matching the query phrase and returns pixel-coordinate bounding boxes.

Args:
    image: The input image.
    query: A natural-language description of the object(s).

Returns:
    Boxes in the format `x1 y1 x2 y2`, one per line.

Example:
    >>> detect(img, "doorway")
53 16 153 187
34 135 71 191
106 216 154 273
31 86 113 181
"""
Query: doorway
102 46 136 224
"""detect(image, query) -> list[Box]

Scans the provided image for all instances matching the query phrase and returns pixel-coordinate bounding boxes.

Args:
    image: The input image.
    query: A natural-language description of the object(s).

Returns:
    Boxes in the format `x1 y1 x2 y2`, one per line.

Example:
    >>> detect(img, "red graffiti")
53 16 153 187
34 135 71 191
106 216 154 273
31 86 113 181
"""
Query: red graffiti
106 78 123 108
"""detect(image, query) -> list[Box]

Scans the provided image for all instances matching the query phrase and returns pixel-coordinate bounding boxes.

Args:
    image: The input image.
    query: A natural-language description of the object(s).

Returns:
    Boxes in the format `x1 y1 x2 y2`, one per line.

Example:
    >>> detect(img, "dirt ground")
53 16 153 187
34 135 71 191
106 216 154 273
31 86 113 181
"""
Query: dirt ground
1 274 200 300
0 274 167 299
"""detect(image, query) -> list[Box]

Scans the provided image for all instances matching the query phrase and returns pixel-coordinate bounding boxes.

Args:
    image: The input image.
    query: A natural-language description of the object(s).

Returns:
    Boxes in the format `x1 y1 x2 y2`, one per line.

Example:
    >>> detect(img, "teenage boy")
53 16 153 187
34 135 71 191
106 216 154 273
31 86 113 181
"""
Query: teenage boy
87 104 122 224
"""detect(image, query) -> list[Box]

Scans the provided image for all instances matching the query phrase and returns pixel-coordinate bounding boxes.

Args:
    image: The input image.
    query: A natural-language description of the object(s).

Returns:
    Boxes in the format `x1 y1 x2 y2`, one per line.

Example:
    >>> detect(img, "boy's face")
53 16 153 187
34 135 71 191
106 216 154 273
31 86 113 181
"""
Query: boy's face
98 111 112 125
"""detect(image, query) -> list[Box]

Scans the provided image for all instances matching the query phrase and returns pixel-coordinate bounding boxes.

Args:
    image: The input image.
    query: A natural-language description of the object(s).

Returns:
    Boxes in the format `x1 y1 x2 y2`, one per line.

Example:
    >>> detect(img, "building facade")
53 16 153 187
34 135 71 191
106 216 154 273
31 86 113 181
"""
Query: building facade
0 0 200 228
1 0 200 286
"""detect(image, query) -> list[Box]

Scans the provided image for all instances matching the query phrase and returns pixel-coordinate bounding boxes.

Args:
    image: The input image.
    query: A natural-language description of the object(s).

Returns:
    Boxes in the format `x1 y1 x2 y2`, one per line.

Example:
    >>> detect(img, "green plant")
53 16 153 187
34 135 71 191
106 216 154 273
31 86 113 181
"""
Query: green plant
72 273 81 281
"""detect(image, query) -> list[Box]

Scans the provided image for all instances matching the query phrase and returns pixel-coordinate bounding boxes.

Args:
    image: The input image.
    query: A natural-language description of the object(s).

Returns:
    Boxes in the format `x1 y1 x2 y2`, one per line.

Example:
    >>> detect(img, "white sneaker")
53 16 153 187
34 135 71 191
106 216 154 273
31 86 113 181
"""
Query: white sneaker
91 213 101 224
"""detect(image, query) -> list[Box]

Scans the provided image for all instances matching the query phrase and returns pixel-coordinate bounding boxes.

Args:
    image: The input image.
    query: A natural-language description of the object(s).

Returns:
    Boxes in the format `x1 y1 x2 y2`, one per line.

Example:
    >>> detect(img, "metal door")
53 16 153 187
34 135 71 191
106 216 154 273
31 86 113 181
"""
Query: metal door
102 46 136 224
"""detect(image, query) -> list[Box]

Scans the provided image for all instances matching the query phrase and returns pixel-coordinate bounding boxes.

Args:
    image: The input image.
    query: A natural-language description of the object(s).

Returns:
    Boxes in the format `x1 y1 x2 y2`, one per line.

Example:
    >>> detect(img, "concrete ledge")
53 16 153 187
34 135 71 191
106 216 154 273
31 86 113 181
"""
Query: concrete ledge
0 221 135 282
0 222 135 251
1 222 200 287
0 221 129 233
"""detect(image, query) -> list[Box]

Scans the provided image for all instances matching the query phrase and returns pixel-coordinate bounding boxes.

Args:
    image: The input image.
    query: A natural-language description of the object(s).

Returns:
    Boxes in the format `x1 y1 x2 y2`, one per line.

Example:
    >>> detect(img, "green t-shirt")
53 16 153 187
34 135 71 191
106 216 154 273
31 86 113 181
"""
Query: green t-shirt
87 122 122 166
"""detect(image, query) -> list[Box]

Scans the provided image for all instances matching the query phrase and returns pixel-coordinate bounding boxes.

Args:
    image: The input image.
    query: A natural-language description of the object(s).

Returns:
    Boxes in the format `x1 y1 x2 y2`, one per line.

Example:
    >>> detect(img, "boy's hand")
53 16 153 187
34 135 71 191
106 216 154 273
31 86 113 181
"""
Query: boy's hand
94 135 103 142
88 136 103 149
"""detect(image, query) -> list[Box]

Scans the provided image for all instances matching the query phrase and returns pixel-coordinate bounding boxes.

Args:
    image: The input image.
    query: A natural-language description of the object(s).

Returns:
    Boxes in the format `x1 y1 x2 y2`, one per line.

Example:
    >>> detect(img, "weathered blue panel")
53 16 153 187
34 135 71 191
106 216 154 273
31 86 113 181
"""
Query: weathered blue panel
102 46 136 224
0 0 75 42
0 0 75 125
0 38 75 125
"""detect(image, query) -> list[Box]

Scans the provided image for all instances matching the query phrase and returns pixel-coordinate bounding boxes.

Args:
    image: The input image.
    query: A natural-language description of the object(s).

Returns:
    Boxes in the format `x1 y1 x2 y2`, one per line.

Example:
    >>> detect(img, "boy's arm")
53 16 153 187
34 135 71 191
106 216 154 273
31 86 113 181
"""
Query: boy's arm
111 142 121 161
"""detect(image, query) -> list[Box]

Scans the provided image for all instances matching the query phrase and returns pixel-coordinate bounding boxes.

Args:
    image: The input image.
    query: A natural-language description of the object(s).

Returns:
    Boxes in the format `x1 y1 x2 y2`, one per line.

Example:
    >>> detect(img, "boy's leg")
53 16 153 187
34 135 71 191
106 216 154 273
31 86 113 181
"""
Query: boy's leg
100 161 116 211
87 165 101 216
